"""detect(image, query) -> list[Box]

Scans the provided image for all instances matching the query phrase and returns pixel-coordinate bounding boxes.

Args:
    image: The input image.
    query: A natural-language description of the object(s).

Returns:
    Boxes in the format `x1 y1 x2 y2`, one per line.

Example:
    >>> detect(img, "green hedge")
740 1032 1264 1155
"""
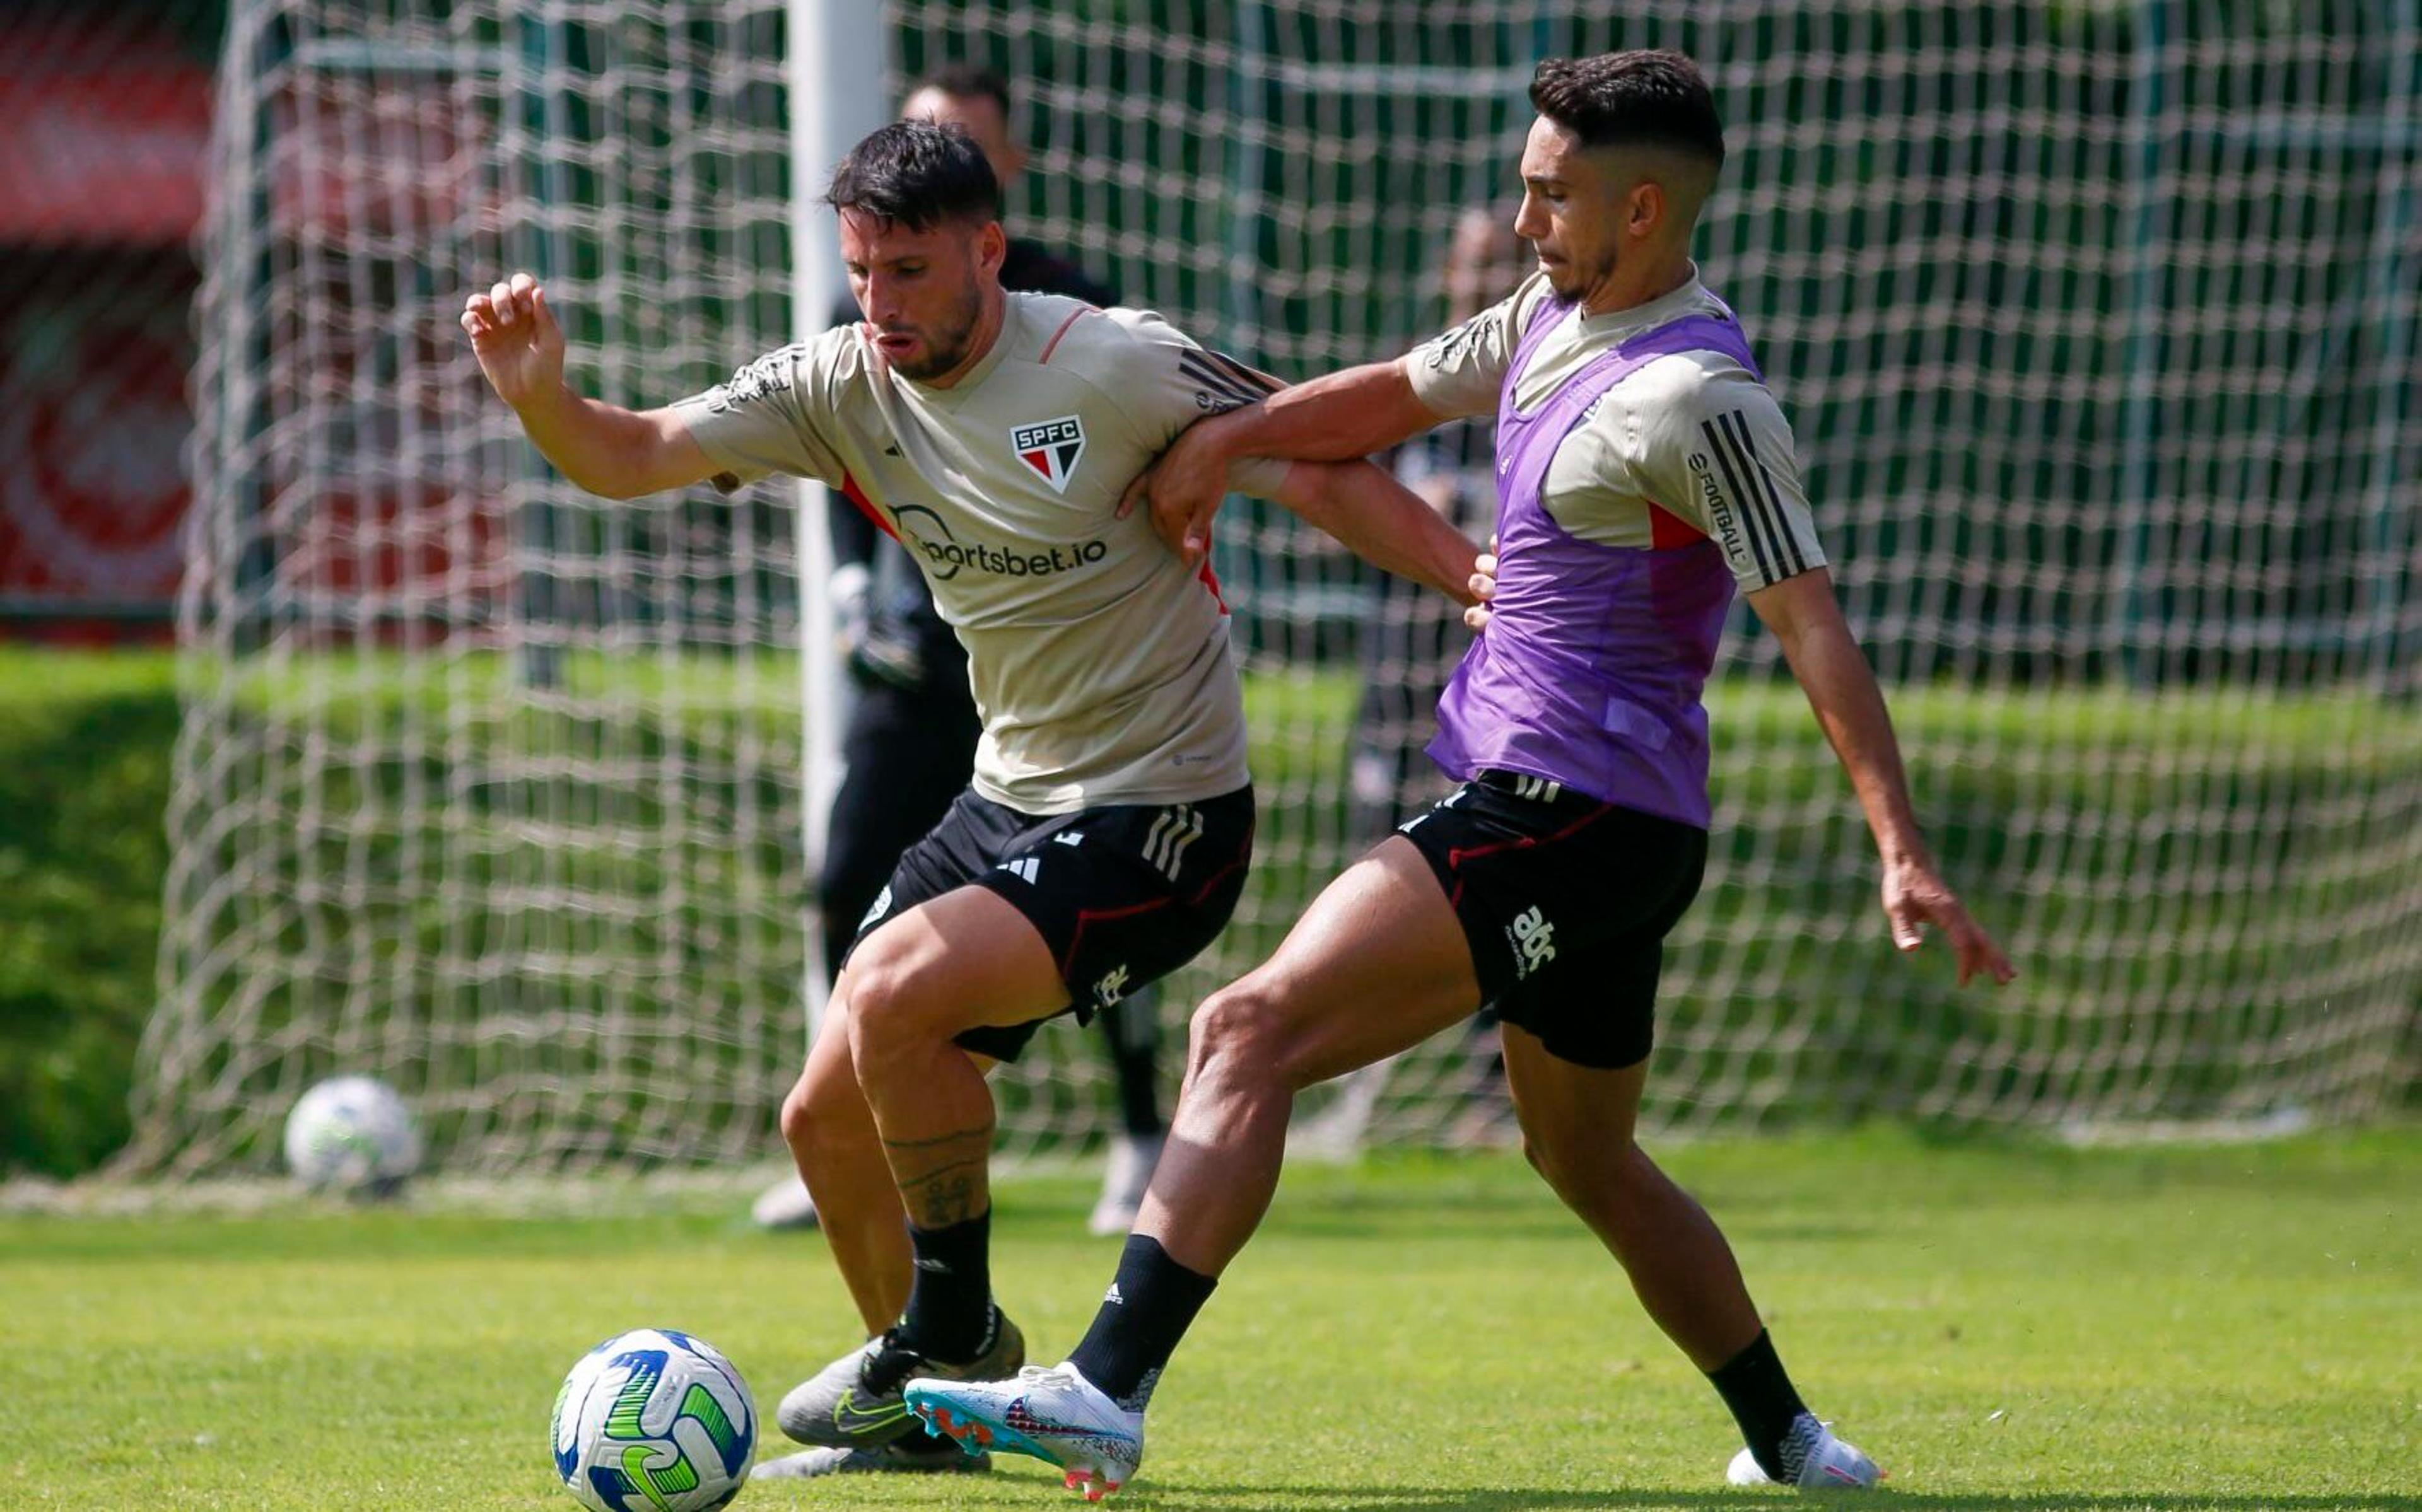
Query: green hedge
0 651 180 1178
6 649 2417 1177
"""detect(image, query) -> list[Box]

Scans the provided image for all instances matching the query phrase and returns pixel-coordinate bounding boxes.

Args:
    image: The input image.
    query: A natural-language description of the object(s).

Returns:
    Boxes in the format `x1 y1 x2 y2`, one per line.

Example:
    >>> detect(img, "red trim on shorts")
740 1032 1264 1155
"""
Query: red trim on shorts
1441 798 1616 910
1059 895 1177 979
1038 306 1096 365
838 470 897 541
1646 499 1707 550
1186 854 1249 905
1443 800 1618 876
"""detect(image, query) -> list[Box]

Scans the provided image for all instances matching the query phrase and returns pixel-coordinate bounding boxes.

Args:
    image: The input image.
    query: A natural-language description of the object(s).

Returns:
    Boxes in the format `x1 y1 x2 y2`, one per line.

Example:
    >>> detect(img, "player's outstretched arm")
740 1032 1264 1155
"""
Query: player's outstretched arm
1258 458 1481 605
460 272 718 501
1123 357 1446 567
1747 569 2017 988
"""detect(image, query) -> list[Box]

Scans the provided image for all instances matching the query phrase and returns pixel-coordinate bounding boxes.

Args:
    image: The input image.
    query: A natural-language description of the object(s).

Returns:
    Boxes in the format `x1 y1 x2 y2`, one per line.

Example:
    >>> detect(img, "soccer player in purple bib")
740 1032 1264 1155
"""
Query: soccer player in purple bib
907 50 2014 1498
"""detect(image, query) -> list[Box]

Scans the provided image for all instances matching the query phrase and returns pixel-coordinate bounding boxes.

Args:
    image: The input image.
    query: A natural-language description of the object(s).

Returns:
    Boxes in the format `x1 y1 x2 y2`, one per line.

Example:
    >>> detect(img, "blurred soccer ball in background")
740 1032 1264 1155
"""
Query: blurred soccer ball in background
281 1075 421 1195
553 1329 756 1512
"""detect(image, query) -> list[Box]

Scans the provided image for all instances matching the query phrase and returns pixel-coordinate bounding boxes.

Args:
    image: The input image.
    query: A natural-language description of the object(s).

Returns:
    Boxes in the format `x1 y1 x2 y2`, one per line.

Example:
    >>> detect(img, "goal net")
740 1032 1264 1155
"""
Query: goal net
131 0 2421 1177
129 0 808 1176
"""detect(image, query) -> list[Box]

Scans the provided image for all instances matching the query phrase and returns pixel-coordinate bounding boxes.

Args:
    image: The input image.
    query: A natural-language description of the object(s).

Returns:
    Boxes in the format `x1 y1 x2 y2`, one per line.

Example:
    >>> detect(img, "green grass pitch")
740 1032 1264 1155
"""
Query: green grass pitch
6 1130 2416 1510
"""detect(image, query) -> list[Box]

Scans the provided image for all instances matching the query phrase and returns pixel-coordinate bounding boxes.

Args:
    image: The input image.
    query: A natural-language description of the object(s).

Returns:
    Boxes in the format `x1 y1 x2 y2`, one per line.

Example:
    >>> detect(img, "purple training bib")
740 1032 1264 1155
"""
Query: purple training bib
1428 293 1764 829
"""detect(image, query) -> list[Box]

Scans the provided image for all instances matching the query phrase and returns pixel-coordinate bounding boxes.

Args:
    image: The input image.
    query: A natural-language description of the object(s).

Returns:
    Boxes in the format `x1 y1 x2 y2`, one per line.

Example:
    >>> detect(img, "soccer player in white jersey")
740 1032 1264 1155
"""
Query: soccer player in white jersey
460 120 1480 1475
905 52 2015 1499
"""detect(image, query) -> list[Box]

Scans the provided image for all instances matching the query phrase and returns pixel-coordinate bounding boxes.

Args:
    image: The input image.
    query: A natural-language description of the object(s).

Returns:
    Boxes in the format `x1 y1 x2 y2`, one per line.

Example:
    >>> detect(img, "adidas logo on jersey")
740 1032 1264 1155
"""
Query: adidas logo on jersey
998 857 1041 885
1010 415 1086 494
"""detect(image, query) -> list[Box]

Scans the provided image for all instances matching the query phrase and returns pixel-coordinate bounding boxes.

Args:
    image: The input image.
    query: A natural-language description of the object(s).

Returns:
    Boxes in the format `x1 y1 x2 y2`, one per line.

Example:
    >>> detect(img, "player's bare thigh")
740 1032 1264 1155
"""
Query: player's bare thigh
784 968 1009 1136
790 890 1045 1149
1191 835 1483 1090
843 882 1072 1046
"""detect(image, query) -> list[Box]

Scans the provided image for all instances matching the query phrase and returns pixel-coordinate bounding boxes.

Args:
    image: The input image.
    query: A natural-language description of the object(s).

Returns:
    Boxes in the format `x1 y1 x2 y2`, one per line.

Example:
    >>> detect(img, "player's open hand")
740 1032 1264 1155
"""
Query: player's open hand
1120 421 1231 571
1463 533 1499 632
460 272 565 412
1881 859 2015 987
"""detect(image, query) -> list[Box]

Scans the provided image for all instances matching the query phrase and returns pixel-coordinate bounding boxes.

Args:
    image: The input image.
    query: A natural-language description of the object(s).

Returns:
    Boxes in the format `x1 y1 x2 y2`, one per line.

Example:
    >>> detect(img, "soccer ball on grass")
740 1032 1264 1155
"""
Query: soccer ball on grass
552 1329 756 1512
281 1075 421 1195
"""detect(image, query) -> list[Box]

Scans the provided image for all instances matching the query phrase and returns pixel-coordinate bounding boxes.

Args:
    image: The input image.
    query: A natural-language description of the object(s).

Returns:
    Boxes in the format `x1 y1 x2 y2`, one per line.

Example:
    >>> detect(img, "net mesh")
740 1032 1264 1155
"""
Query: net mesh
132 0 2421 1177
131 0 807 1174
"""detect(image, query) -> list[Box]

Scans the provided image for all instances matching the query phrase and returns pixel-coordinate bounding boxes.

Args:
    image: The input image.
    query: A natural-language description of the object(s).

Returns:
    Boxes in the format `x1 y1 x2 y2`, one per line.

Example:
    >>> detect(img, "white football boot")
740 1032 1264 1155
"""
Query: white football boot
1725 1415 1883 1489
906 1362 1145 1501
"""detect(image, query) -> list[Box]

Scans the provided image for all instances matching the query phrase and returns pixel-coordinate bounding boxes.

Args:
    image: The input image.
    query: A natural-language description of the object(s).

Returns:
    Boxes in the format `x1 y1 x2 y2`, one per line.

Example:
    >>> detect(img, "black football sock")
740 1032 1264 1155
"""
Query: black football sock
1065 1234 1217 1410
898 1208 993 1362
1706 1329 1812 1482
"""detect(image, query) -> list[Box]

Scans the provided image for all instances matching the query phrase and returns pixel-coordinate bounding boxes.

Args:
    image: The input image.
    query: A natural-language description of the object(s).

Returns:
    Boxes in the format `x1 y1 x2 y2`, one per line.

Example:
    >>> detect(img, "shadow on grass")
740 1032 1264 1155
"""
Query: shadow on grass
1134 1489 2422 1512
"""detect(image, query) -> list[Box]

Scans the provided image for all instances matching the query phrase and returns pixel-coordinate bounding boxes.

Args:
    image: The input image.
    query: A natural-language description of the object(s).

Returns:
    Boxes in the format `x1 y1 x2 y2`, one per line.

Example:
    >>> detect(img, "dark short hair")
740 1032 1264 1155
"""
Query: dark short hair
1528 50 1724 168
824 120 1001 231
912 62 1012 120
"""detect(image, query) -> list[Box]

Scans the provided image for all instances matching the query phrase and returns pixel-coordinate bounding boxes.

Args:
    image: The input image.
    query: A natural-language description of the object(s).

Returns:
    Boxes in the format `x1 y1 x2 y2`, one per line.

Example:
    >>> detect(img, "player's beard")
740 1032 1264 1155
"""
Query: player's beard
883 282 986 381
1542 242 1617 303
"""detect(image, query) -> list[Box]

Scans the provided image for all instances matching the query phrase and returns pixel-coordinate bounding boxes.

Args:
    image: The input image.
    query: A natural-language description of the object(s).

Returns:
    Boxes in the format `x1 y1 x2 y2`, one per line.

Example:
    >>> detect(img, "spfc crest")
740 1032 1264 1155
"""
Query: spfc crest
1010 415 1087 494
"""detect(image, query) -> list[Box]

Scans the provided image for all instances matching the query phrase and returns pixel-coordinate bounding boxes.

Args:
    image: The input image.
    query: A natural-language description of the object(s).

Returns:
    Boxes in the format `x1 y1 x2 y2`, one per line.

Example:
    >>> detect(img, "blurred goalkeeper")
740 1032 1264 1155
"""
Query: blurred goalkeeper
758 64 1179 1265
462 121 1477 1484
905 50 2014 1499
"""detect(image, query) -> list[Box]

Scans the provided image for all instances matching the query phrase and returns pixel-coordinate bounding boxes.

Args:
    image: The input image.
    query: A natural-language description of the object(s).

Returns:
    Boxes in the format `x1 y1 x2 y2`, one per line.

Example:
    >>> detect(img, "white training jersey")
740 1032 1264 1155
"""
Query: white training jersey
674 293 1289 814
1405 267 1827 591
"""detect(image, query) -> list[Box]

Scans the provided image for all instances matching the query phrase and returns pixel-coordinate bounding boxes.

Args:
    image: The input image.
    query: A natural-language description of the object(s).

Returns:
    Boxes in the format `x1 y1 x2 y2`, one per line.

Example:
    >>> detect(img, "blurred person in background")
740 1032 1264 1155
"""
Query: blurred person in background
1345 207 1523 852
755 64 1174 1257
1299 205 1530 1156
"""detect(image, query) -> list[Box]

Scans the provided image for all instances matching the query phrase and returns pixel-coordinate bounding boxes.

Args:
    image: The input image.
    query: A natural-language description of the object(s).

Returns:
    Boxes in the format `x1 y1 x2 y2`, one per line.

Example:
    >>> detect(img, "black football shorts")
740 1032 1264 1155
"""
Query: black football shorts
1396 769 1706 1069
842 783 1254 1062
